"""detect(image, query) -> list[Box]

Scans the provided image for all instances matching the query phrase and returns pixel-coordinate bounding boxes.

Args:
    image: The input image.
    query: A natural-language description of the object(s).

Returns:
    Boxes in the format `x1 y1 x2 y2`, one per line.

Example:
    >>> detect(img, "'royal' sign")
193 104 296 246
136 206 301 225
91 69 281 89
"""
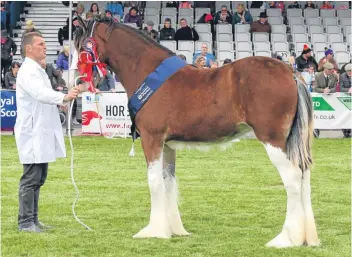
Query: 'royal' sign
0 90 17 131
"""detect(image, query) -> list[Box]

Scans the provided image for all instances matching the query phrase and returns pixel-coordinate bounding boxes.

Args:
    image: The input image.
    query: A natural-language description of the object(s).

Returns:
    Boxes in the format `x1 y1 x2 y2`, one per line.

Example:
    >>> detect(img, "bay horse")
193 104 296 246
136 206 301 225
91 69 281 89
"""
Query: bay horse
74 18 319 248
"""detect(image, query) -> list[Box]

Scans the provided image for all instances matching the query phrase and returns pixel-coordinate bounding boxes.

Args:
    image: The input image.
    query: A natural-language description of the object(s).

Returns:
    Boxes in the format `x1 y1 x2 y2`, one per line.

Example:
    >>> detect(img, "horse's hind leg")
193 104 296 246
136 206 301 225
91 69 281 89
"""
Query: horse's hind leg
133 134 171 239
264 143 305 248
163 145 190 236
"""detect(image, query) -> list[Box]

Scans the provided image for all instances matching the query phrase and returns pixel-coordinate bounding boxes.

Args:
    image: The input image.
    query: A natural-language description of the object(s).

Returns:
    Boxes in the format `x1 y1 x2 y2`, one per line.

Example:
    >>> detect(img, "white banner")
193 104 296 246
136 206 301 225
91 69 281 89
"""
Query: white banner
81 92 131 137
81 92 351 136
311 93 351 129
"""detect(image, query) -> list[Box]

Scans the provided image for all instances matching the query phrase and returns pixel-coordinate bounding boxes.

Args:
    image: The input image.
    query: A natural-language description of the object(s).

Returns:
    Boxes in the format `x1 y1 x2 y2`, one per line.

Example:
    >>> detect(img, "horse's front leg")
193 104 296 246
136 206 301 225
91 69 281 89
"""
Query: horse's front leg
133 134 171 239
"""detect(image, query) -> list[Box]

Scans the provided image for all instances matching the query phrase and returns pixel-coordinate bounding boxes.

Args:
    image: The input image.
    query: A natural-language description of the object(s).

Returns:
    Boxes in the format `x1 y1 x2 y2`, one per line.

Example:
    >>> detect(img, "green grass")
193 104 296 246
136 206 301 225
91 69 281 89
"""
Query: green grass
1 136 350 257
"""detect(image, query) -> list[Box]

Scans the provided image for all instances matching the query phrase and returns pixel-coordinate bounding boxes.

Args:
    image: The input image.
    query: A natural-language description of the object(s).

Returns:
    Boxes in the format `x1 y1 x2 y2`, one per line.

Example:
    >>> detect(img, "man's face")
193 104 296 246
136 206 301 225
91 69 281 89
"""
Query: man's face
201 44 208 54
260 17 267 23
347 71 351 77
27 36 46 61
325 68 333 75
147 25 153 31
305 52 312 58
180 19 187 28
221 7 227 14
164 21 171 28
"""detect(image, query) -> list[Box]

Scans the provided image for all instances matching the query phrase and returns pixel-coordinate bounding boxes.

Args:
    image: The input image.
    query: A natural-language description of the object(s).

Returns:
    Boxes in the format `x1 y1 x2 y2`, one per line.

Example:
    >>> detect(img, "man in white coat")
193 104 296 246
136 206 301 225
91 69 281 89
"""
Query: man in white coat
15 32 79 232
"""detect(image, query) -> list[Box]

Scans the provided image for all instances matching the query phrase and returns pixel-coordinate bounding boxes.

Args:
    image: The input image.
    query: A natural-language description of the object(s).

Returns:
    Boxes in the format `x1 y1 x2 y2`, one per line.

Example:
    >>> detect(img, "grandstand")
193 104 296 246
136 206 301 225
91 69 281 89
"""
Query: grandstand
8 1 352 67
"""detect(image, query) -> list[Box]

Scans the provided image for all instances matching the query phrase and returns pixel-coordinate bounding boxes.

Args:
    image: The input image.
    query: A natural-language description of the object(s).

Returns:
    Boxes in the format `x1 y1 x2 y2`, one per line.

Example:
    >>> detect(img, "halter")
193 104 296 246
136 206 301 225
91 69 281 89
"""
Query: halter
77 22 108 93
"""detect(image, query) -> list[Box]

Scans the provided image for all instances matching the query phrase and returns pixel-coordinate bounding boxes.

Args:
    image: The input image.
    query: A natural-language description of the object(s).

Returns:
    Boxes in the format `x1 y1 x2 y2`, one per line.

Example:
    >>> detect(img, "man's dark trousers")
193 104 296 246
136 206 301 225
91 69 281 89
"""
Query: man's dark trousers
18 163 48 228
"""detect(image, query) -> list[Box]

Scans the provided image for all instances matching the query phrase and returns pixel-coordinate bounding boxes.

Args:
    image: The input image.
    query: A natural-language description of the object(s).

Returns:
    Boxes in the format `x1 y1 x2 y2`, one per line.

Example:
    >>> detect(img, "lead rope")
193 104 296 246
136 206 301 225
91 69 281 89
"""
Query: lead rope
68 75 92 231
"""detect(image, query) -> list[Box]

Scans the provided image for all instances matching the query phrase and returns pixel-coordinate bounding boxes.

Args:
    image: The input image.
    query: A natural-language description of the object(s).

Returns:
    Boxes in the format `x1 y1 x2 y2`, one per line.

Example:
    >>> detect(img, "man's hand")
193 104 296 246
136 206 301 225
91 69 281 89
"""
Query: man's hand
12 84 16 89
64 87 79 102
323 87 330 94
57 86 64 91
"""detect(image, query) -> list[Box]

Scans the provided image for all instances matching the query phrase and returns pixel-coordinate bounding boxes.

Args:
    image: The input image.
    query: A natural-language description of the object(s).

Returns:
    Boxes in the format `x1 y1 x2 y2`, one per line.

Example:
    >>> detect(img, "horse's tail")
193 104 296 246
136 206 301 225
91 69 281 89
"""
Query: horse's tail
286 74 314 171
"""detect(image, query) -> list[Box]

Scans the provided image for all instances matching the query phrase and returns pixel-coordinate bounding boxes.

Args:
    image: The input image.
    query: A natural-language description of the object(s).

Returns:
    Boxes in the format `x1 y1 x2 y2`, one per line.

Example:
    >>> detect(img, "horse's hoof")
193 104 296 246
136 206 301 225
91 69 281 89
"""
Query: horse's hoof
265 232 298 248
172 228 191 236
133 225 171 239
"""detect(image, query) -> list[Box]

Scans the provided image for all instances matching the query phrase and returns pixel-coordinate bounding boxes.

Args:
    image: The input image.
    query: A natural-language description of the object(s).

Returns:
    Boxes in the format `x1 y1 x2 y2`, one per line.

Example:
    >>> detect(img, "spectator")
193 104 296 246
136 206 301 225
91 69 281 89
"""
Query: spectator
1 30 16 83
143 21 158 41
223 59 232 65
4 61 20 90
312 62 337 93
175 18 199 41
193 43 215 68
321 1 334 9
40 59 66 91
214 5 232 25
295 44 318 72
196 13 215 39
89 2 100 18
178 54 187 61
233 4 253 25
340 63 351 138
340 63 352 93
159 18 176 40
340 60 352 74
304 1 316 9
124 1 139 8
250 12 271 33
97 71 116 92
179 1 192 8
86 12 93 21
106 1 123 20
287 1 301 8
123 7 142 28
317 48 338 72
105 10 112 18
76 3 86 19
276 1 285 10
301 65 315 92
58 16 78 46
56 46 70 71
22 20 41 40
194 56 207 68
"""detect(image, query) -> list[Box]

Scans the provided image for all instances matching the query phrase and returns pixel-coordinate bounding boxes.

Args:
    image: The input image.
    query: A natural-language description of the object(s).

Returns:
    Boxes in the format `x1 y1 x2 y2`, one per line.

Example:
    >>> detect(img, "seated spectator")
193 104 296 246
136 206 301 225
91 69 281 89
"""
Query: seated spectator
340 60 352 74
250 12 271 33
4 61 20 90
76 3 86 19
123 7 142 28
194 56 207 68
301 65 315 92
97 71 116 92
233 4 253 25
178 54 187 61
223 59 232 65
304 1 316 9
197 13 215 39
143 21 158 41
1 30 16 84
105 10 112 18
317 48 338 73
89 2 100 18
86 12 94 21
193 43 215 68
295 45 318 72
312 62 337 93
159 18 176 40
40 59 66 91
321 1 334 9
340 63 351 93
179 1 192 8
175 18 199 41
287 1 301 8
276 1 285 10
214 5 232 25
106 1 123 20
56 46 70 71
58 16 78 46
340 63 352 138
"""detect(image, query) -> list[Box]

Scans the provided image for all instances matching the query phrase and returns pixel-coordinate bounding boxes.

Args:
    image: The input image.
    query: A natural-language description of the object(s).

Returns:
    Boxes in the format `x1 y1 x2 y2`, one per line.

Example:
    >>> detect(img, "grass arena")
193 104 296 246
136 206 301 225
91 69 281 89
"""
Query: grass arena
1 136 350 257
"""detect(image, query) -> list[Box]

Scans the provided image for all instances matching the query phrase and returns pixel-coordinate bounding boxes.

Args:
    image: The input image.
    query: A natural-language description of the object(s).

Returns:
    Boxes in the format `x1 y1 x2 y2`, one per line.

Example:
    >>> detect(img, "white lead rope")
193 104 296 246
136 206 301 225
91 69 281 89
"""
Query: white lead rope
68 75 92 231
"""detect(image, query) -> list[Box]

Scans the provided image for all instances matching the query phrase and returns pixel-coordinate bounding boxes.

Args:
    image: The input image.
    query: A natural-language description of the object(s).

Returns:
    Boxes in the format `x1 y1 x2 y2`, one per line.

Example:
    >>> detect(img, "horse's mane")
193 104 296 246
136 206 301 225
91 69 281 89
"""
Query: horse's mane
74 16 175 56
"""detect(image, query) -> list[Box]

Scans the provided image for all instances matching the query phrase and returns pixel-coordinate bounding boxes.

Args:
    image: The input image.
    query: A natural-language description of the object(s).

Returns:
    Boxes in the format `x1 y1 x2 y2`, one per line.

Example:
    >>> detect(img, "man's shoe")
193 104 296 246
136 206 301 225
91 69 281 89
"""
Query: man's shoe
35 221 54 230
19 223 42 233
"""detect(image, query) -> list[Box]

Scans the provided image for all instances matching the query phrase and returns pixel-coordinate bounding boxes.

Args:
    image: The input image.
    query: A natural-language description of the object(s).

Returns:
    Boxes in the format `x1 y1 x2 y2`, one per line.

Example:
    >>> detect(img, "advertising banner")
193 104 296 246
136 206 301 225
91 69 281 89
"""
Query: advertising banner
1 90 17 131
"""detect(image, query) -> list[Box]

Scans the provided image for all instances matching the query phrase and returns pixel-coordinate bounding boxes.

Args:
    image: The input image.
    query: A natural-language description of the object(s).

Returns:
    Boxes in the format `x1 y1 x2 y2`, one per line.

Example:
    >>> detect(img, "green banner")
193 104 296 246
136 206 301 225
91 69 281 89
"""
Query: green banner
337 97 352 110
311 97 335 111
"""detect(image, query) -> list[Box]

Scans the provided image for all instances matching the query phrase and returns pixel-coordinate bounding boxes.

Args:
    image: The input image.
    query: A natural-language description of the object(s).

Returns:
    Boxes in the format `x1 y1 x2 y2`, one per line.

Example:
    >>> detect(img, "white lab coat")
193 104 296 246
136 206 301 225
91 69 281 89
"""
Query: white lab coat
14 57 67 164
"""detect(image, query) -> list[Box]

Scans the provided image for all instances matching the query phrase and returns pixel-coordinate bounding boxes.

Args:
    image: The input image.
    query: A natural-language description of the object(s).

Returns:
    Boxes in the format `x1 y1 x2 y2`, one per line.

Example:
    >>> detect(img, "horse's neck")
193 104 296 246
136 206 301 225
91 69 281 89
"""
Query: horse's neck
107 34 170 97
